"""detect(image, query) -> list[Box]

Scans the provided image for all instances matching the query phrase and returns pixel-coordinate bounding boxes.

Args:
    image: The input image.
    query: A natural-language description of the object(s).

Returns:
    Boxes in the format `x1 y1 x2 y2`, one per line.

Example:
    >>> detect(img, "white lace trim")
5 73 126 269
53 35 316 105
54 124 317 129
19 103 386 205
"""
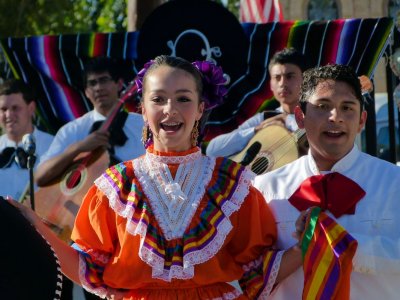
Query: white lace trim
258 250 284 298
221 167 255 218
95 175 135 220
94 159 254 282
78 253 107 299
137 215 234 282
135 154 214 240
212 288 243 300
146 147 202 164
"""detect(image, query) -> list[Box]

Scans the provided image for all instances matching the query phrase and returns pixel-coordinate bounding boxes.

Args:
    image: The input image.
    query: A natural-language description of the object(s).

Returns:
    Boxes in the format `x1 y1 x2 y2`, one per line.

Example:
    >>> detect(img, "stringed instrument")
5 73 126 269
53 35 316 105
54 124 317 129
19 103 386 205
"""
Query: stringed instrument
229 75 373 176
35 82 138 242
230 126 307 175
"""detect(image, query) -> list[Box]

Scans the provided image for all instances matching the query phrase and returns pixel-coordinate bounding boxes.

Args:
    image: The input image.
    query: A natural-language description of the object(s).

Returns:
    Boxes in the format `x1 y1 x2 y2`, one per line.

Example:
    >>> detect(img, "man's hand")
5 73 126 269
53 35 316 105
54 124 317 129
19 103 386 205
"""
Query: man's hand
35 129 111 187
254 113 287 133
77 130 110 152
292 208 312 250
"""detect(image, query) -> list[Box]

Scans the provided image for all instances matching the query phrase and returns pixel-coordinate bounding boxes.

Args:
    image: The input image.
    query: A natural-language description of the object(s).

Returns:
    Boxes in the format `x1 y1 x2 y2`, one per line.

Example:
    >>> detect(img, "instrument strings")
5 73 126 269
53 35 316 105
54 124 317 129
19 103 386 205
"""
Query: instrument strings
251 129 305 175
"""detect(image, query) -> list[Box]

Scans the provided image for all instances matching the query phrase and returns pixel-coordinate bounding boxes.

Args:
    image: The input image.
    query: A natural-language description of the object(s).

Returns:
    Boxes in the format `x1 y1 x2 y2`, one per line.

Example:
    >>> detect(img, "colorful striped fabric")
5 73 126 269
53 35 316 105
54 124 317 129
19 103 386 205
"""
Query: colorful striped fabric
92 155 253 281
0 32 139 134
239 250 279 298
204 17 393 143
301 207 358 300
0 18 393 141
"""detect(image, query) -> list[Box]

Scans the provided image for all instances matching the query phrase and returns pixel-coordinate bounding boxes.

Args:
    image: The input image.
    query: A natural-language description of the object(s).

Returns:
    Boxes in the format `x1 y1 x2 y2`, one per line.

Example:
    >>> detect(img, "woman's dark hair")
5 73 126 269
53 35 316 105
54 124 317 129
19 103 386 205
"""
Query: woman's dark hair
141 55 203 102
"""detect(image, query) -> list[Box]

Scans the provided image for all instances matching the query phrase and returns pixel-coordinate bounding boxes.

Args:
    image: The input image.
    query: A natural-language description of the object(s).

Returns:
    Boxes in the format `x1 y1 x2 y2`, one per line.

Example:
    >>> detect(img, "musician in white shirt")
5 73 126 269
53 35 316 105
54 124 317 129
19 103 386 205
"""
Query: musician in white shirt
254 64 400 299
0 79 53 200
206 47 306 158
36 57 145 187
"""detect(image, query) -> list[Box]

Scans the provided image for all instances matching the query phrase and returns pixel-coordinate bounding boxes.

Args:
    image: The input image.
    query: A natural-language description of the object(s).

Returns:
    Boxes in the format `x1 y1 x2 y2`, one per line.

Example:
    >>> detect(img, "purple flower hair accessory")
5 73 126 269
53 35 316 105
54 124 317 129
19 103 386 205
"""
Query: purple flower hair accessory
135 60 154 95
192 61 228 110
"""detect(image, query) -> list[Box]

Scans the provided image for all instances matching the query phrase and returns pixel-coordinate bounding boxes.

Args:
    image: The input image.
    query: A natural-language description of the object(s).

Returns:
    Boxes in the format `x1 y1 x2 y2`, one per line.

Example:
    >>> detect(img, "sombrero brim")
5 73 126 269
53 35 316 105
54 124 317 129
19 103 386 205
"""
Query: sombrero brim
0 198 62 300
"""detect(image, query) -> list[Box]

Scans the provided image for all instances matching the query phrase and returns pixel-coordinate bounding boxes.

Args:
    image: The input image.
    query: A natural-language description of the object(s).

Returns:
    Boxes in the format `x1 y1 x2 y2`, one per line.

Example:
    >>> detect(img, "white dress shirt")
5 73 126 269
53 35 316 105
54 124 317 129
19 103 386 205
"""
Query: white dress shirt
40 110 145 164
254 145 400 299
0 128 53 200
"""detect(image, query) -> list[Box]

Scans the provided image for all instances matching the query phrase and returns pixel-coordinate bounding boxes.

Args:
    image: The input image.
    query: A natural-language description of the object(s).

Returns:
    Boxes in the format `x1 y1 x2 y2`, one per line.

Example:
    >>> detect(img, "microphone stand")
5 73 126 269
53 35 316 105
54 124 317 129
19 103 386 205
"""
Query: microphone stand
27 155 36 211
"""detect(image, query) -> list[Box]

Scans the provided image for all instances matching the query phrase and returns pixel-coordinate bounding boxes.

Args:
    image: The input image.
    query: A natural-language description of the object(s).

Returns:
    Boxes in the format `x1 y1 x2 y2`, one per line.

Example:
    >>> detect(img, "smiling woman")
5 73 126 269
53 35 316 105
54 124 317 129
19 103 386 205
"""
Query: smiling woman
7 55 307 300
139 56 205 152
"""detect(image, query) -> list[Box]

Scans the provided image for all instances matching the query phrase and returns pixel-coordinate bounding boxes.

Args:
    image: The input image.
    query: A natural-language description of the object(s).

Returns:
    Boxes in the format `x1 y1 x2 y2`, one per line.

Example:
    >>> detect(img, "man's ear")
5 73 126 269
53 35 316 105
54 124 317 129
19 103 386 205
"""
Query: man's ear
358 110 367 133
28 101 36 118
294 105 305 129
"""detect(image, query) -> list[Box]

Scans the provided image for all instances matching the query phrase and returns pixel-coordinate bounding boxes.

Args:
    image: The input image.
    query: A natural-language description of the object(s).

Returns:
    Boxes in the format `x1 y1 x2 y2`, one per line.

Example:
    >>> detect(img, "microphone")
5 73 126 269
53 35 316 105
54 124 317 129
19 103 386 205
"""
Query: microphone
22 133 36 156
22 133 36 210
240 141 261 166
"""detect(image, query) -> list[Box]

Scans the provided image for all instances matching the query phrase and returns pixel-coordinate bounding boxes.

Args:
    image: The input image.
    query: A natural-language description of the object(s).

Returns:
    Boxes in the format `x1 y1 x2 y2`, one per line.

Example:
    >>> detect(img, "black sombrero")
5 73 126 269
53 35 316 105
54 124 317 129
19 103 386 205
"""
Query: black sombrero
0 198 63 300
136 0 249 85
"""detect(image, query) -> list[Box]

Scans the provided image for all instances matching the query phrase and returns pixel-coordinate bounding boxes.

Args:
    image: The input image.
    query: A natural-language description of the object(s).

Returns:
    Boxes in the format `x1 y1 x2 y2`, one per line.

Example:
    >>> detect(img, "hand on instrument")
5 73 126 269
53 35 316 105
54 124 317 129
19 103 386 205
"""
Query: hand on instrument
255 113 287 133
78 130 110 152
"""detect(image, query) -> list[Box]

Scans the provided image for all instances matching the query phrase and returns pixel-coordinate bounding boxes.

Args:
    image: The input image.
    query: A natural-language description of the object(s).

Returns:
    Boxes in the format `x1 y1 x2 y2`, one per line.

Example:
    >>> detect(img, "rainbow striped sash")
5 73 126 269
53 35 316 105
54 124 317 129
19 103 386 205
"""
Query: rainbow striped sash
301 207 358 300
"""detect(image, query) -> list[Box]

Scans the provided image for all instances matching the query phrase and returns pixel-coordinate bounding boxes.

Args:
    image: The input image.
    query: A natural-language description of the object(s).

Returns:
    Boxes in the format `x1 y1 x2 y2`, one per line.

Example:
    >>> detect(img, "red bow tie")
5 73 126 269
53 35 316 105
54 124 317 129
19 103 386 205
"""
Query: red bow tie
289 172 365 218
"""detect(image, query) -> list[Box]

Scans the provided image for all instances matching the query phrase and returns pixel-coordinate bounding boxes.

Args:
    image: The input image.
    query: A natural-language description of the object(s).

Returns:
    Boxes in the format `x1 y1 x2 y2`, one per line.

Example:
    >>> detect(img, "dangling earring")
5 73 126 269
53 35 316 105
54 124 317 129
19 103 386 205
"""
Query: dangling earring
191 120 199 147
141 121 153 148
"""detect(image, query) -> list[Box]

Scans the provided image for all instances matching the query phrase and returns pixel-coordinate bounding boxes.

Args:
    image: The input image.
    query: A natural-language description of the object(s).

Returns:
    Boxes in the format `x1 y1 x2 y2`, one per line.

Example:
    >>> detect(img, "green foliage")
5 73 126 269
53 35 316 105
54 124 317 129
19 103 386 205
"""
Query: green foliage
0 0 241 38
0 0 127 38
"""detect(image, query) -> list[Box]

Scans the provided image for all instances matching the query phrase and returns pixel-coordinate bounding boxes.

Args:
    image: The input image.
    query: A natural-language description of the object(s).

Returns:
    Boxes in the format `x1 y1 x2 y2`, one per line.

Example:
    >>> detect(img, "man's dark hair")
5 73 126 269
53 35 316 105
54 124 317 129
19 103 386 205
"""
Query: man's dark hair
299 64 364 113
268 47 308 72
82 56 121 87
0 79 34 104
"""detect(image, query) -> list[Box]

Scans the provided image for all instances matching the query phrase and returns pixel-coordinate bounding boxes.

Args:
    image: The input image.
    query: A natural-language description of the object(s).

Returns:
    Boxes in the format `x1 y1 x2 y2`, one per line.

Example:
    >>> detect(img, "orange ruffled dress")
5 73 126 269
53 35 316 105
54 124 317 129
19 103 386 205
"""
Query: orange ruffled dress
71 146 279 299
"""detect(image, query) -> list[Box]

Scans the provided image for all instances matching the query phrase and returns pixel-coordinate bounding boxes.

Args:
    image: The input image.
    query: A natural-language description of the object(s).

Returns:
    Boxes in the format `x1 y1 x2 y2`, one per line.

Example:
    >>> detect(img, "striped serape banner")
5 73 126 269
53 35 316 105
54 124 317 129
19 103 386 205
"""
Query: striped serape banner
0 18 393 139
0 32 139 134
301 207 358 300
204 17 394 143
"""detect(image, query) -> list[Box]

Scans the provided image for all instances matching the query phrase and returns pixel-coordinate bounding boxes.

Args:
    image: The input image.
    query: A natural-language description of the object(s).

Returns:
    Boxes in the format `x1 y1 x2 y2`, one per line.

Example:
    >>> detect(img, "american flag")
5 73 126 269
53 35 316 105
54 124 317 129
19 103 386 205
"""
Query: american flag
239 0 284 23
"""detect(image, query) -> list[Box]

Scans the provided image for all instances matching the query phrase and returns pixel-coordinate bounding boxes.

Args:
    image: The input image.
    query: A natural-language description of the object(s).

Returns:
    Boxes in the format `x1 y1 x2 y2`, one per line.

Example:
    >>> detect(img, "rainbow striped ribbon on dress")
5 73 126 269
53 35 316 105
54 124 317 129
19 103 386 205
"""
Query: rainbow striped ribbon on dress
301 207 358 300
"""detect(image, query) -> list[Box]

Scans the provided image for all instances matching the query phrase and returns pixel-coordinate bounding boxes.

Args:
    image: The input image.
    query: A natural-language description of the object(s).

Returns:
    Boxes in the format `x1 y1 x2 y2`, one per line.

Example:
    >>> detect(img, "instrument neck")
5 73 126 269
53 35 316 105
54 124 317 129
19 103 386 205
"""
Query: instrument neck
294 128 306 141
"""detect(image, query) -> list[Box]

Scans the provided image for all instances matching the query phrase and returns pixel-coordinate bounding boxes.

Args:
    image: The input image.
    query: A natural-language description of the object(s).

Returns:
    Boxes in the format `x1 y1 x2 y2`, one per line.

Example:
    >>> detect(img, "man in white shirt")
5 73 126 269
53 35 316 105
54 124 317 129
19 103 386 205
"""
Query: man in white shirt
206 47 307 159
0 79 53 200
254 64 400 299
36 57 145 186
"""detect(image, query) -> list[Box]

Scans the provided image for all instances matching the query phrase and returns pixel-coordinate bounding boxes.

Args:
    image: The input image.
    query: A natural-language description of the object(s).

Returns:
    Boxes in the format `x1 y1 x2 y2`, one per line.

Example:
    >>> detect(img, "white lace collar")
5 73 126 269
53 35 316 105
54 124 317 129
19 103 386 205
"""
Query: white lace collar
145 147 202 164
135 151 214 240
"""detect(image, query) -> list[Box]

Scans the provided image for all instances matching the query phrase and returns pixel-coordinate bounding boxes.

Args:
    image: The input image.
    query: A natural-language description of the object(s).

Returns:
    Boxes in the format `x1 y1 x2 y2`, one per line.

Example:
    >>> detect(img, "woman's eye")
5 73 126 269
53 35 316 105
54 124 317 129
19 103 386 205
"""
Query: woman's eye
178 96 191 102
317 103 329 110
151 96 163 103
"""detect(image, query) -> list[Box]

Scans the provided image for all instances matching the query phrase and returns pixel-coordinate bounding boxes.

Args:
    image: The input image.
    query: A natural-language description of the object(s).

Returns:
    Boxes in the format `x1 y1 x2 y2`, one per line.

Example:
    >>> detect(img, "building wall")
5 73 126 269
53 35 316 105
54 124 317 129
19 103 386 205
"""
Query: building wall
280 0 395 93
